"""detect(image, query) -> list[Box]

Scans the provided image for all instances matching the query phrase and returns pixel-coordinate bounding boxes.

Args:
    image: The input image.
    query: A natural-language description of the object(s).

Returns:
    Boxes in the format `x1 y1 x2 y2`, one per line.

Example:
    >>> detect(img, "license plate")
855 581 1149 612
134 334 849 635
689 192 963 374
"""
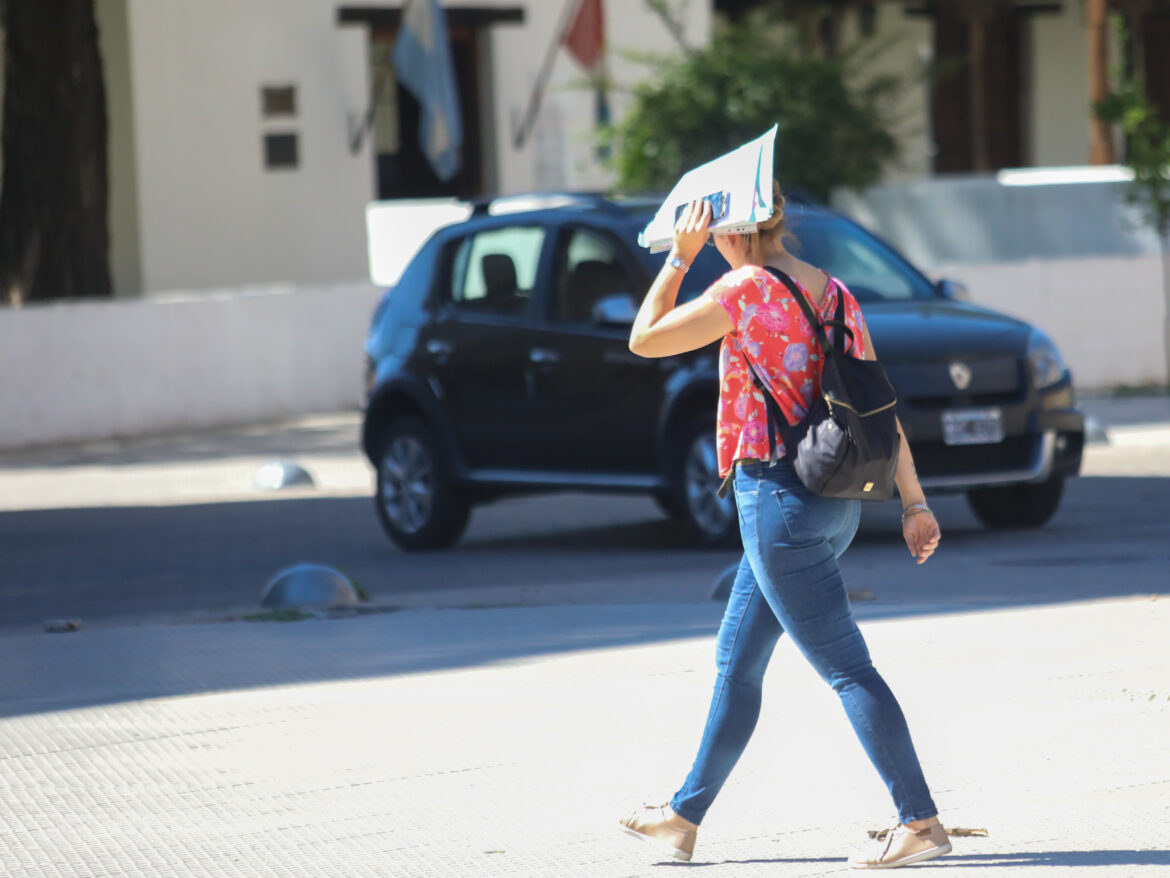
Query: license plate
941 408 1004 446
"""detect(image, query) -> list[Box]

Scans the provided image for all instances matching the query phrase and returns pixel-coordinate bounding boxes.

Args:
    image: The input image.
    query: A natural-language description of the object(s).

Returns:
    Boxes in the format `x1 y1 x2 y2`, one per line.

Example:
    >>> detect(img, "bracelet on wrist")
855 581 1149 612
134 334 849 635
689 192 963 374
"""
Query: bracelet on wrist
901 502 931 524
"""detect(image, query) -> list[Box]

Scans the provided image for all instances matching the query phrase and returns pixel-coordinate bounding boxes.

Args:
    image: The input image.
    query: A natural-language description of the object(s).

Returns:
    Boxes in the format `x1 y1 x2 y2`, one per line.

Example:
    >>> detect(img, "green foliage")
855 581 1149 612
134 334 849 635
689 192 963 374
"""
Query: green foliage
1095 79 1170 238
604 14 900 201
1093 15 1170 239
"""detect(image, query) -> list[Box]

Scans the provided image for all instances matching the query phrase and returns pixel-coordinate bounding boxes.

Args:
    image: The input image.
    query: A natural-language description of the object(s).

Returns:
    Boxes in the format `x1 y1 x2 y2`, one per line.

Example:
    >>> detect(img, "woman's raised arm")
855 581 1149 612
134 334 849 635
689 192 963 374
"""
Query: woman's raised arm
629 200 733 358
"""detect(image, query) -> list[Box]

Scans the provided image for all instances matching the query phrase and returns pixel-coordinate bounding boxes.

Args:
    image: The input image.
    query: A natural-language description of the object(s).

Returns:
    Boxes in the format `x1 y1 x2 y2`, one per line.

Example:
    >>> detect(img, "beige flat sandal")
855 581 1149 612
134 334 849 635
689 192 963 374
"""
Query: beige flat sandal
848 824 951 869
618 803 697 862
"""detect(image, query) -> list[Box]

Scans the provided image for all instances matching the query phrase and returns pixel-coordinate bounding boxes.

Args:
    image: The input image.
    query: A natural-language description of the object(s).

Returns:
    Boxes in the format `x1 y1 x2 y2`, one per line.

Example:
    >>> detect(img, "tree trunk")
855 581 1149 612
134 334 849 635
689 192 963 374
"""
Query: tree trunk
0 0 111 304
1086 0 1115 164
1163 232 1170 390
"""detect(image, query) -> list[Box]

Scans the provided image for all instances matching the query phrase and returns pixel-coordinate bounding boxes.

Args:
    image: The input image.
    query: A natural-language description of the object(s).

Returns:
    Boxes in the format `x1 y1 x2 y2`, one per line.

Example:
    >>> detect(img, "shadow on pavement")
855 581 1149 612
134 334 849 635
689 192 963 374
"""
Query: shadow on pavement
0 601 727 719
913 850 1170 868
2 475 1165 629
0 474 1166 720
0 495 731 629
703 849 1170 868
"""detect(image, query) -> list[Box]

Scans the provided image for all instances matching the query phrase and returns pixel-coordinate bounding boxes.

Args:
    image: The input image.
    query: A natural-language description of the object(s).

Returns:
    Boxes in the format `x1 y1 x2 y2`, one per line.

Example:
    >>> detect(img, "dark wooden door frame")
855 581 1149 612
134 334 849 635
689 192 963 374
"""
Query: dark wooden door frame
908 2 1061 174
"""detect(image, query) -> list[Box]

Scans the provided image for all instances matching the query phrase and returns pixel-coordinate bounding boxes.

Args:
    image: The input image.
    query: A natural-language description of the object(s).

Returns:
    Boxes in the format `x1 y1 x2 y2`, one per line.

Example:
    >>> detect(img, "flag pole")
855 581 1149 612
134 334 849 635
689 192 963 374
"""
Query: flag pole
513 0 580 150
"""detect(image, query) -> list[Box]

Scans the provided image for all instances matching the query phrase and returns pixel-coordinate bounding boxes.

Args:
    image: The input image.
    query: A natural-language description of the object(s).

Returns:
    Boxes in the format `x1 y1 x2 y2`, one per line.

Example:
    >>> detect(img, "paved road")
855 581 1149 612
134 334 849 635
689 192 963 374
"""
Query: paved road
0 399 1168 877
2 582 1168 877
1 400 1168 632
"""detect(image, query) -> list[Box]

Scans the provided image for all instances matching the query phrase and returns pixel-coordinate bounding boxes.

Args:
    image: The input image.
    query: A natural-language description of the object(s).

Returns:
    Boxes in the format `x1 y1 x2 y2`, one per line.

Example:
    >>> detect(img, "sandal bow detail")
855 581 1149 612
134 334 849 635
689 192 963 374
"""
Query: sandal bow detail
848 823 951 870
618 803 697 862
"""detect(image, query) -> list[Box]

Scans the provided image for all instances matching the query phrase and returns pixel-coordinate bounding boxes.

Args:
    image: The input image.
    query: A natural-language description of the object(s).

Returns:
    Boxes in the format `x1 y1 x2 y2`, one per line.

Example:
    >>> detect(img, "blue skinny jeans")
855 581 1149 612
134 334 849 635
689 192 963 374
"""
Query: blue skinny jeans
670 458 938 826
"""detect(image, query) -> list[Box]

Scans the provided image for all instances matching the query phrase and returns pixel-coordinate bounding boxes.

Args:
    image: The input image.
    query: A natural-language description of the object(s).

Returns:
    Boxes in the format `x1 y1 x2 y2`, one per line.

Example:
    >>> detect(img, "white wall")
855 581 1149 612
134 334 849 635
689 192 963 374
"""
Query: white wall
0 260 1159 452
939 256 1167 391
124 0 374 294
0 284 382 450
833 171 1160 269
834 172 1170 389
1029 5 1088 167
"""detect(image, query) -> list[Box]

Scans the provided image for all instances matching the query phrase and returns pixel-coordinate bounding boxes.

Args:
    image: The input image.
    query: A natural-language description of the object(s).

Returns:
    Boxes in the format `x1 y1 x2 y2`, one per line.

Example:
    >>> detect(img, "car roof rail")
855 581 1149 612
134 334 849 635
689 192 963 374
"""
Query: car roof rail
469 191 624 217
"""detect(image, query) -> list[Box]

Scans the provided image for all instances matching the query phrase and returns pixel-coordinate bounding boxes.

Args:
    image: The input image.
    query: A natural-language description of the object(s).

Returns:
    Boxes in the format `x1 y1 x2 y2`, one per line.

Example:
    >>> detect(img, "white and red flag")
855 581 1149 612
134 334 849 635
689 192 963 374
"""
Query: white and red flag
561 0 604 71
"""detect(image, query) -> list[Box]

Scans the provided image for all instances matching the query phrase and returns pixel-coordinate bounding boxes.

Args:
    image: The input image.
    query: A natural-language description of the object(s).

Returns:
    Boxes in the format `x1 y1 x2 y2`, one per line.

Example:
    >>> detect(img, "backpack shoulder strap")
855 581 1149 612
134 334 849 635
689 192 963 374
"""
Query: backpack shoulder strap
762 266 828 349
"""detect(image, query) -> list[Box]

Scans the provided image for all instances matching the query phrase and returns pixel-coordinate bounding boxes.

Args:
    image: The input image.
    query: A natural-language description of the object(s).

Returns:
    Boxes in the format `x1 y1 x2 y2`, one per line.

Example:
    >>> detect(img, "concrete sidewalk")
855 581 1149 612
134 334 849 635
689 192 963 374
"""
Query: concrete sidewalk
1 395 1168 512
1 595 1168 877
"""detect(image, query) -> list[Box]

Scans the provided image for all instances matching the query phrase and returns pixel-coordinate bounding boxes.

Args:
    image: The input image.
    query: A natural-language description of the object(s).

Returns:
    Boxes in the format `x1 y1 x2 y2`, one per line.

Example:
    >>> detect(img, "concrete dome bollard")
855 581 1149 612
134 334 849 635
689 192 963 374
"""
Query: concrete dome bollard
261 563 359 610
254 461 315 490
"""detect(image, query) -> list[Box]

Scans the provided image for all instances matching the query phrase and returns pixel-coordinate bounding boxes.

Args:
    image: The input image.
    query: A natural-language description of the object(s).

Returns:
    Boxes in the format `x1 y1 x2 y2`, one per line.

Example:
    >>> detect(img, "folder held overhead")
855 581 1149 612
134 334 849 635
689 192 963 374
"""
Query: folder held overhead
638 125 778 253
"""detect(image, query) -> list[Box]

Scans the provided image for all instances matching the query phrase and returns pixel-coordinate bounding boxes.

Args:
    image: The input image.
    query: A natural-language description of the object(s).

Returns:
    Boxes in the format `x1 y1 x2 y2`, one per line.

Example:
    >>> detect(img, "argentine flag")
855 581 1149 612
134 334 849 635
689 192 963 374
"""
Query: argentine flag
393 0 462 182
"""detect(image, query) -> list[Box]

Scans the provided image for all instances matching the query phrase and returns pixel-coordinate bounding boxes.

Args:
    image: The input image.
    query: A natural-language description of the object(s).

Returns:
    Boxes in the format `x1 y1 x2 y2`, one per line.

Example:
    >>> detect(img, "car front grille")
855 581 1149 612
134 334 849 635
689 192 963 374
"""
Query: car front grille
885 357 1025 410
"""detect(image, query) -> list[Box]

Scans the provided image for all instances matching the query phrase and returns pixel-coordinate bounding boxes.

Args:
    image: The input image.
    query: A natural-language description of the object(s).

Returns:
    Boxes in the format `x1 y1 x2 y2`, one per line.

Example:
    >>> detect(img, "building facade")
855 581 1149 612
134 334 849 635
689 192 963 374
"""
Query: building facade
76 0 710 297
2 1 1163 297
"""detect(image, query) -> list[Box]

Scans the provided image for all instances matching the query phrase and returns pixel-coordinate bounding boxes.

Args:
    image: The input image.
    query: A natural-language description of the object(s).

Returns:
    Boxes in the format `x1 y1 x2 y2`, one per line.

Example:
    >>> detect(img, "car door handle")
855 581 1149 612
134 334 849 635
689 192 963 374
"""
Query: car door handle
426 339 453 357
529 348 560 365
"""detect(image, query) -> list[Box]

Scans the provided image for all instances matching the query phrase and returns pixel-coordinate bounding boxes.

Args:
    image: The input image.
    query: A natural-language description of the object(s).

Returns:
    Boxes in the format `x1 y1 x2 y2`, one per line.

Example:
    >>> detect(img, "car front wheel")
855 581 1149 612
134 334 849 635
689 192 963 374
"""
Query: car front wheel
966 475 1065 529
374 417 470 550
667 417 739 547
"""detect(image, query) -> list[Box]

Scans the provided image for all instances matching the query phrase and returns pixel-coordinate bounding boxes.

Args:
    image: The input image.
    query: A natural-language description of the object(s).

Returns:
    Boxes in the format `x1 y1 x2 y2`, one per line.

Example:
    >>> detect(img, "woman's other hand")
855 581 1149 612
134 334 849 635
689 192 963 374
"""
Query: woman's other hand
903 509 940 565
672 199 712 265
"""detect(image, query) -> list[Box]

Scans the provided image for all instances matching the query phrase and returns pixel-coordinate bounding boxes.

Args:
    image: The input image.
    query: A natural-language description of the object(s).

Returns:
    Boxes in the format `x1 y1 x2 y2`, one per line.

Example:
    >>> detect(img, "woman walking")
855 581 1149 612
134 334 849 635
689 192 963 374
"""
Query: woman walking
620 185 949 870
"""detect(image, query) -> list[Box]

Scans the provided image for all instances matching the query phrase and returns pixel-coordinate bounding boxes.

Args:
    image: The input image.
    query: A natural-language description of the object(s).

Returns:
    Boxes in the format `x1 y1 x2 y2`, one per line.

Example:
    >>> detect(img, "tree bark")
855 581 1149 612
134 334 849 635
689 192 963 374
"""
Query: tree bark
1162 233 1170 390
1086 0 1115 164
0 0 111 304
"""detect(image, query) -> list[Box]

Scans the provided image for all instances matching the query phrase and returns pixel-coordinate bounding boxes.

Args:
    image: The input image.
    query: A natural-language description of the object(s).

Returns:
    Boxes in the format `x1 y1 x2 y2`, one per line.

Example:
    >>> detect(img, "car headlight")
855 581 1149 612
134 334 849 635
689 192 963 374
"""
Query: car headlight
1027 330 1067 389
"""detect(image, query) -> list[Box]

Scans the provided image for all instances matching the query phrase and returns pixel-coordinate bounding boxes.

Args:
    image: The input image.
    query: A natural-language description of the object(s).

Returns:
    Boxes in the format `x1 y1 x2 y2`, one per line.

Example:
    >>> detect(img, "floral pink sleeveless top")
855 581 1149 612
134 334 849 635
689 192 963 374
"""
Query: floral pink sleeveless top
706 265 870 479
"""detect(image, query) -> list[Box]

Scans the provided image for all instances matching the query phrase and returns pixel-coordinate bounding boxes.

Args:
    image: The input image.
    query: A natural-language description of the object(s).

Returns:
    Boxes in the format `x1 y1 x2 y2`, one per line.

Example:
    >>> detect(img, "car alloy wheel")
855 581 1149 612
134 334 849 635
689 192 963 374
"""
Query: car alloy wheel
379 434 434 535
682 430 736 542
373 416 471 550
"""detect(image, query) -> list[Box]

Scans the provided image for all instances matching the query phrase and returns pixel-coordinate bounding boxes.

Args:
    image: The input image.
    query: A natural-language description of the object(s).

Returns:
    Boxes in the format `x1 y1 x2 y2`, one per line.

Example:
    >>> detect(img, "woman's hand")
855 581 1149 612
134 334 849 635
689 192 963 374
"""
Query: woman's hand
672 199 712 266
902 508 940 565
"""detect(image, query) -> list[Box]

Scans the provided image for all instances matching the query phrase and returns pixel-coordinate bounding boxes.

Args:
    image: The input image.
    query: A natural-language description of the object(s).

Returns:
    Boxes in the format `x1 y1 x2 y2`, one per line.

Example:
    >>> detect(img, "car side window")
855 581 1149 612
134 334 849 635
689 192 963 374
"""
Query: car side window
551 228 639 325
449 226 545 318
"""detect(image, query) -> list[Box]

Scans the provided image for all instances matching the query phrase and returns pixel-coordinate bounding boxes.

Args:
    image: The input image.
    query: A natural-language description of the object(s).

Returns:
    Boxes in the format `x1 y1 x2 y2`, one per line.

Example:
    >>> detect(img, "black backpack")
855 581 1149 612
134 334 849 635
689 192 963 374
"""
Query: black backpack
742 266 901 501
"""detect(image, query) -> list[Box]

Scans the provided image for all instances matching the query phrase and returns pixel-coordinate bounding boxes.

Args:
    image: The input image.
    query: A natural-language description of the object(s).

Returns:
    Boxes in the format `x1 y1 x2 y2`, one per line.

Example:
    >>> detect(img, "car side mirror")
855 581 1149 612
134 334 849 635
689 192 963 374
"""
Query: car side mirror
591 293 639 326
937 278 971 302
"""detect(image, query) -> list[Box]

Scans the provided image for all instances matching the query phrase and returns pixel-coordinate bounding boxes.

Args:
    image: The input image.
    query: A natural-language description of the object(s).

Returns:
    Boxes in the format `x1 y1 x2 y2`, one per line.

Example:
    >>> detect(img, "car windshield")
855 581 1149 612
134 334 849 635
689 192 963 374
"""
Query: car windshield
787 215 936 302
629 212 936 304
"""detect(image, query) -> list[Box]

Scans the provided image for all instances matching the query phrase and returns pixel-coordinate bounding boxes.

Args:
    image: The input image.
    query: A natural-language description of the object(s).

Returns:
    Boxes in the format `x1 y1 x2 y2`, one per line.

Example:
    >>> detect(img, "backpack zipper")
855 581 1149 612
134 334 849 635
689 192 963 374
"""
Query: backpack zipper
823 394 898 417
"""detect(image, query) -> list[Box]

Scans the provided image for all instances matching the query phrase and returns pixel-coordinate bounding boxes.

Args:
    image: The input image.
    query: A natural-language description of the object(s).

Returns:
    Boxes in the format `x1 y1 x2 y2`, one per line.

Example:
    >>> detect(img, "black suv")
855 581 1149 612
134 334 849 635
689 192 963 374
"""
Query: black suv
362 194 1084 550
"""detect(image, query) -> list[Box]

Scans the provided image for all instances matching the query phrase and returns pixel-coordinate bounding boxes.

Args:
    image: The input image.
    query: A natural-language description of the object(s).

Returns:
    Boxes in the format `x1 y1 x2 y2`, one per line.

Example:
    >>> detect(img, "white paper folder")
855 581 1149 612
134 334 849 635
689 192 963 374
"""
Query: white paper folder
638 124 778 253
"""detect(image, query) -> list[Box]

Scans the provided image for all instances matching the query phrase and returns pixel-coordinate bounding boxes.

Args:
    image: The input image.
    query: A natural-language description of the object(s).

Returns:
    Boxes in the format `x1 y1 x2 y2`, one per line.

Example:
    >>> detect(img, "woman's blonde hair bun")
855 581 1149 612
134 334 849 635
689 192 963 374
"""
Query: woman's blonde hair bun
736 179 790 263
757 179 786 233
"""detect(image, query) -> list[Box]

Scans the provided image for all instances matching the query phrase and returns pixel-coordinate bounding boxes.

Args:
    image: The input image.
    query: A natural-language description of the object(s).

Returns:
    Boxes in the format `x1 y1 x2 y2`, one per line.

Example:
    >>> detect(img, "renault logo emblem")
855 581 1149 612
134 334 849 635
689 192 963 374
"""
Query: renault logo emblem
949 361 972 391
